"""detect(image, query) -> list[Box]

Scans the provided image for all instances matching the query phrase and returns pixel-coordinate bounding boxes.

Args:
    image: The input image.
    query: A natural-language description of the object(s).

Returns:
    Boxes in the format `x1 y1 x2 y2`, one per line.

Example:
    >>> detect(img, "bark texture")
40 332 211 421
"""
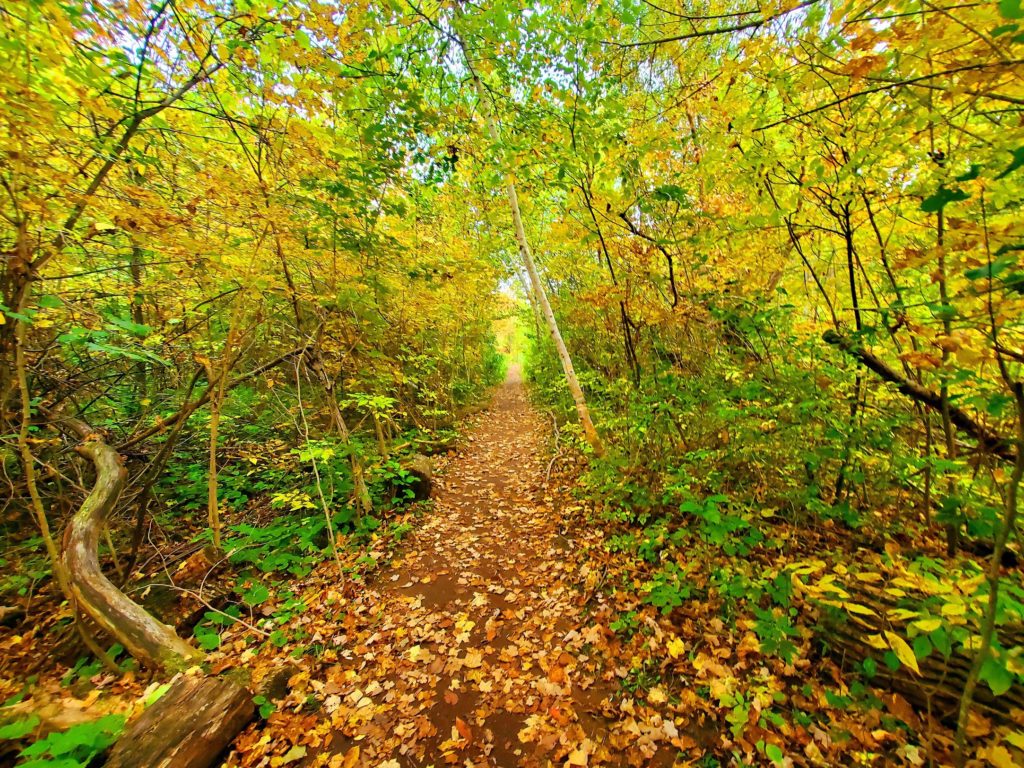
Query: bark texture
106 674 254 768
60 420 202 670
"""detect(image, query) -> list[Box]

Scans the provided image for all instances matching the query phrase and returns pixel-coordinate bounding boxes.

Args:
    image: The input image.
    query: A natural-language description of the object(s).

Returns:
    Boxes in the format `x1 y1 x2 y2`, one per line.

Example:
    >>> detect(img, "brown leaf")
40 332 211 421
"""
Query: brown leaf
455 716 473 744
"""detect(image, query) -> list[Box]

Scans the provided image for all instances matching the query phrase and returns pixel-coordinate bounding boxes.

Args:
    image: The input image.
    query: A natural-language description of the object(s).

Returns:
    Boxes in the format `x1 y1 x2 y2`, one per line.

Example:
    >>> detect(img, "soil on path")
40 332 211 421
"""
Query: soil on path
250 370 681 767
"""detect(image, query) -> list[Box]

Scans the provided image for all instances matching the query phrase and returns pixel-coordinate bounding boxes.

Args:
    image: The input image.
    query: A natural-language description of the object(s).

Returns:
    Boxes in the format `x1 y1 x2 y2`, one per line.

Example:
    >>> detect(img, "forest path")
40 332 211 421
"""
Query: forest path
309 369 663 767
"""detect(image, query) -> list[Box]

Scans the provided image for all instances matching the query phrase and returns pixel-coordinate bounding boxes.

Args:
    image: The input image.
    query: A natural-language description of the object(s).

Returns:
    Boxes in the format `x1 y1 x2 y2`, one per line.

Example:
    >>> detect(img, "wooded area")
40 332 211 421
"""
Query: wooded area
1 0 1022 765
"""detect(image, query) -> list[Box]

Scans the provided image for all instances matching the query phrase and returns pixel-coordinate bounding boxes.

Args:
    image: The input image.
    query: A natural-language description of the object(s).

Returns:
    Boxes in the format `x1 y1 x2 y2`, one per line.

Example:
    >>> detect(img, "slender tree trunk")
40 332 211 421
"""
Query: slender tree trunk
455 32 604 455
953 385 1023 763
835 207 863 501
206 391 224 551
936 210 960 556
513 262 543 340
14 279 69 600
374 413 389 458
502 180 604 455
305 349 372 514
129 243 148 407
580 180 641 386
953 196 1022 763
202 340 237 553
331 396 373 515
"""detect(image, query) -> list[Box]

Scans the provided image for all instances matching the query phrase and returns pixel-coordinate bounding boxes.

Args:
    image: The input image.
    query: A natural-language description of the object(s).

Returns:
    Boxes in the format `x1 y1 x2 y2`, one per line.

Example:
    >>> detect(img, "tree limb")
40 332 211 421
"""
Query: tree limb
823 330 1015 461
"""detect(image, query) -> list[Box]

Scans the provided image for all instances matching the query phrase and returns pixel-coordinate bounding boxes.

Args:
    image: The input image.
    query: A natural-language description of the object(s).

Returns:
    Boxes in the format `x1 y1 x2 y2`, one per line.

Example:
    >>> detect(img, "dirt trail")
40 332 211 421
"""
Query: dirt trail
311 370 643 766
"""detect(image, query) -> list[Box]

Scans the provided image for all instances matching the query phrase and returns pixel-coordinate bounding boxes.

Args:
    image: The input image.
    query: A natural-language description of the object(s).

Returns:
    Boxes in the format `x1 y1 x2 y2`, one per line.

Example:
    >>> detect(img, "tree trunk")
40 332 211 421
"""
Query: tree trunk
106 674 254 768
305 349 373 514
455 34 604 456
60 419 202 670
514 262 544 340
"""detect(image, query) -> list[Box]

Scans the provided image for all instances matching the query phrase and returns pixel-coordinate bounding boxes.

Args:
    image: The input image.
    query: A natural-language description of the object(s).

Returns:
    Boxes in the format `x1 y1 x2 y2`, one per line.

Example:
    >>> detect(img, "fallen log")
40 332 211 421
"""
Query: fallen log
0 605 25 627
825 627 1024 724
817 584 1024 725
106 674 254 768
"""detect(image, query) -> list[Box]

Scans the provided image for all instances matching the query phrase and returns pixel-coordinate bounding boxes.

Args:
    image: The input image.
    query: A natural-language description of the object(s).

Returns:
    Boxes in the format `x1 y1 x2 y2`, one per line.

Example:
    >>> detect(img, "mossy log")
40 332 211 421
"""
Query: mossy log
106 674 254 768
819 584 1024 724
401 453 433 501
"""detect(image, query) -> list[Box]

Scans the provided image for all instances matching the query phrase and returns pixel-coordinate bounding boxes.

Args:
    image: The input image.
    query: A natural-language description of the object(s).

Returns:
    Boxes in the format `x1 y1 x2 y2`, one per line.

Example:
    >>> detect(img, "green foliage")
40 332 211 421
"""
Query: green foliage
643 562 692 615
752 608 800 664
10 715 125 768
610 610 641 638
252 694 276 719
224 511 336 576
369 459 418 507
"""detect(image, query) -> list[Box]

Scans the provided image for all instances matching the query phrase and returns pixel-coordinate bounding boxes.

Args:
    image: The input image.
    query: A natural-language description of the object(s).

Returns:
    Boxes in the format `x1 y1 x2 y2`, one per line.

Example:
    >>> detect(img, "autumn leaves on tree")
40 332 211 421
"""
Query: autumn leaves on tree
1 0 1024 766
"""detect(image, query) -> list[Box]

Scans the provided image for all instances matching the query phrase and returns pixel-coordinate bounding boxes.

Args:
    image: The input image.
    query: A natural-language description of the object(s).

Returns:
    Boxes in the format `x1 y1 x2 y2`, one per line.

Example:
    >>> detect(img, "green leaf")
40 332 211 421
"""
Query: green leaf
766 743 785 764
269 630 289 647
956 164 981 182
0 715 39 740
999 0 1024 19
931 626 952 658
981 657 1015 696
996 146 1024 179
145 682 171 707
965 256 1017 281
103 313 152 337
921 185 970 213
912 634 932 661
651 184 690 205
194 625 221 650
242 583 270 606
20 759 80 768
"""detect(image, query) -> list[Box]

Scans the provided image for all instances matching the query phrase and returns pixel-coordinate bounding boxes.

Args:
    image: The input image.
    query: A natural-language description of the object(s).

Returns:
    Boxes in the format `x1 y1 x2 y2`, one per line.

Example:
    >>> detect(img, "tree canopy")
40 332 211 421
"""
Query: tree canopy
1 0 1023 765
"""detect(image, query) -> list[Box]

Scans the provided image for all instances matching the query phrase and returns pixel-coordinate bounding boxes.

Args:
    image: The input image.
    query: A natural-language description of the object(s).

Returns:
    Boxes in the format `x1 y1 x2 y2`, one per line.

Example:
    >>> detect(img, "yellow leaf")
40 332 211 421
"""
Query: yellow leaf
888 608 920 622
911 617 942 633
980 744 1018 768
942 602 967 617
667 637 686 659
567 748 589 767
885 631 921 675
341 747 360 768
855 572 883 582
843 602 878 617
865 633 888 650
407 645 431 663
1005 731 1024 750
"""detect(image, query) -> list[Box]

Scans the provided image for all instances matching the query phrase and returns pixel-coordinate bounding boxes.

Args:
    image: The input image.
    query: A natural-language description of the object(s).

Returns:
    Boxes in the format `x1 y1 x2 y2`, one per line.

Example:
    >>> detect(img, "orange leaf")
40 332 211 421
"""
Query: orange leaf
455 716 473 744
